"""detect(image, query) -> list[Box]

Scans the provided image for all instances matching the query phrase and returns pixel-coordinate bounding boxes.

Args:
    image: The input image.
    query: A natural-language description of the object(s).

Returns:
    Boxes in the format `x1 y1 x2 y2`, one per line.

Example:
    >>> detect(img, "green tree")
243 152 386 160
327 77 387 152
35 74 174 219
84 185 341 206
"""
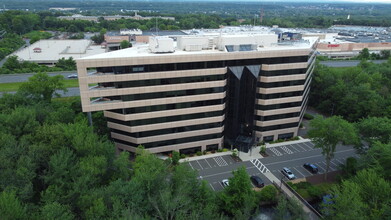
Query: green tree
41 202 75 220
171 151 180 165
308 116 359 180
357 117 391 145
18 72 67 102
219 166 256 218
3 55 21 71
0 190 28 220
120 40 131 49
323 180 367 220
358 48 370 60
55 57 76 71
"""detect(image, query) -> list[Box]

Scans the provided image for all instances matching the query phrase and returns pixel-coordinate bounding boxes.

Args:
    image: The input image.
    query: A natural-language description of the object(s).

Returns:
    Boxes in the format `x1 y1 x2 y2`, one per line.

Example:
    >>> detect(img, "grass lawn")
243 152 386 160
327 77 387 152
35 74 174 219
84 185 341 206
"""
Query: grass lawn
0 79 79 92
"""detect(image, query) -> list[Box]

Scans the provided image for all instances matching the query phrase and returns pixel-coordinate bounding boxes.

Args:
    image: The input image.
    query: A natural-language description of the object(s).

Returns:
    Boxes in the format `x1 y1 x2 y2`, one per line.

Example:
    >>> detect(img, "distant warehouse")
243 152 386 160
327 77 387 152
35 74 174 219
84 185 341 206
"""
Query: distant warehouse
12 39 106 65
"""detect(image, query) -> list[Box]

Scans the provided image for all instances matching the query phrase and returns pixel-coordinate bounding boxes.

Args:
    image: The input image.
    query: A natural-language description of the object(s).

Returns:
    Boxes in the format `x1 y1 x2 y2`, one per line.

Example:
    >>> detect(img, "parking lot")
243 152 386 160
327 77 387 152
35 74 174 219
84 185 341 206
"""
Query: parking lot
185 141 358 191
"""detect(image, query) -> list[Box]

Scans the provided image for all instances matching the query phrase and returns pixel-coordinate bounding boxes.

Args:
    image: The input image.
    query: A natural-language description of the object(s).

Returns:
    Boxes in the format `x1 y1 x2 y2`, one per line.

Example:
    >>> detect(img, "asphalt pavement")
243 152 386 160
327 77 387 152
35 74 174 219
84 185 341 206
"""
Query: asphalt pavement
0 72 78 83
186 141 357 191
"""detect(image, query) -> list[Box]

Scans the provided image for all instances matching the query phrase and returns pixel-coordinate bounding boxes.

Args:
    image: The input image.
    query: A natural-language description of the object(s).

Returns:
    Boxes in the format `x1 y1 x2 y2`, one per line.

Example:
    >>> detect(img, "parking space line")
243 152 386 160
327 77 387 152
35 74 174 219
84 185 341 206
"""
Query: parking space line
204 159 212 168
292 167 306 178
281 146 294 154
302 166 314 175
296 144 308 152
330 160 339 168
289 144 300 152
196 160 203 170
206 158 218 167
315 163 326 172
188 162 195 170
302 142 314 150
209 183 216 191
269 147 283 156
213 156 228 167
335 158 344 165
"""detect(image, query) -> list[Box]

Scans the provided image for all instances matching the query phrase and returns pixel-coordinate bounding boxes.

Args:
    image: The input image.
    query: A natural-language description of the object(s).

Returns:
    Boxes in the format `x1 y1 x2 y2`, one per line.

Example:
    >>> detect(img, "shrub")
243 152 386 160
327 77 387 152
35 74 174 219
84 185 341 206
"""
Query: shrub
217 149 223 152
203 150 207 155
259 146 266 154
180 154 186 159
171 151 180 165
196 151 202 156
222 148 228 152
303 113 314 120
258 185 278 203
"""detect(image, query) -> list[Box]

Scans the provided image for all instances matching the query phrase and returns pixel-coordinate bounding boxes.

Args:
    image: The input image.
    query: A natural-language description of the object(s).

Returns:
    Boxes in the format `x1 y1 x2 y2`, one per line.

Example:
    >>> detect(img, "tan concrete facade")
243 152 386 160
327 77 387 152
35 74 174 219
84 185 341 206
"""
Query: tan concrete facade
76 36 317 153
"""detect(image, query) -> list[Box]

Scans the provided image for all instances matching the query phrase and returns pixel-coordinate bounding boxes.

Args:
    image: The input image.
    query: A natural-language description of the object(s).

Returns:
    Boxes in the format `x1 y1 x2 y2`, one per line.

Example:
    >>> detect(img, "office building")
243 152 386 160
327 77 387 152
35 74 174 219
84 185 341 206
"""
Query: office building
76 33 317 154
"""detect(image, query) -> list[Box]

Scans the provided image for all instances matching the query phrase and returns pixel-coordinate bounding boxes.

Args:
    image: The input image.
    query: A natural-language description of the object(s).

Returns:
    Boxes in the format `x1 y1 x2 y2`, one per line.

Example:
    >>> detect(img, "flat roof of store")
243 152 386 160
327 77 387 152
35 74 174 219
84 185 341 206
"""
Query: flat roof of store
12 39 106 63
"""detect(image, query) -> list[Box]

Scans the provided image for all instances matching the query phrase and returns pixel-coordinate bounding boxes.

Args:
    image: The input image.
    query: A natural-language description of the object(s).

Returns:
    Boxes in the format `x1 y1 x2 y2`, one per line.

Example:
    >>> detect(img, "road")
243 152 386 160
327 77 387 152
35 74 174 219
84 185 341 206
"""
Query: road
186 141 357 192
0 87 80 98
0 72 79 83
319 60 386 67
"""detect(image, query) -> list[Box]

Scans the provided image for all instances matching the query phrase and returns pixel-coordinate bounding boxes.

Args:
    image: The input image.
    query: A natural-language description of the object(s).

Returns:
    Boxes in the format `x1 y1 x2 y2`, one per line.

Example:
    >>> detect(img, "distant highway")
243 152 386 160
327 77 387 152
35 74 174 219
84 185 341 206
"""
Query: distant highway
0 72 78 83
319 60 387 67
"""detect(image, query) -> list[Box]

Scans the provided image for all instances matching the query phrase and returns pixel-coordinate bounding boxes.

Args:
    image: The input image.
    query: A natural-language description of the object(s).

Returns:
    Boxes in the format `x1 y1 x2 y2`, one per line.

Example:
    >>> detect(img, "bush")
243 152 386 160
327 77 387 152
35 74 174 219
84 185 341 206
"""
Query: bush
304 113 315 120
180 154 186 159
203 150 207 155
258 185 278 203
196 151 202 156
259 146 266 154
222 148 228 152
217 149 223 152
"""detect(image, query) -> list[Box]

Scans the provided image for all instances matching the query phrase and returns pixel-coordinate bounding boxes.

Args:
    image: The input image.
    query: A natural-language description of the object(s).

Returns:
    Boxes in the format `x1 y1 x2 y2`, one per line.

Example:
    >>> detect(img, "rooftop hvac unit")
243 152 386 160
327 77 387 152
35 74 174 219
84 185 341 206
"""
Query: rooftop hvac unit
149 37 175 53
185 44 203 51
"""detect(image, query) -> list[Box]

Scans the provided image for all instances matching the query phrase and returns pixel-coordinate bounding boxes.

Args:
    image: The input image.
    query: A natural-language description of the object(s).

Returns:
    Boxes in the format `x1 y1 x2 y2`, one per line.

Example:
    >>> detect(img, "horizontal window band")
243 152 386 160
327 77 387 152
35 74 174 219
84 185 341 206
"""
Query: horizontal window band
255 112 300 121
97 87 225 102
256 101 302 111
255 122 299 132
107 98 226 115
107 110 224 127
110 121 224 138
96 56 309 74
102 74 226 89
112 133 223 149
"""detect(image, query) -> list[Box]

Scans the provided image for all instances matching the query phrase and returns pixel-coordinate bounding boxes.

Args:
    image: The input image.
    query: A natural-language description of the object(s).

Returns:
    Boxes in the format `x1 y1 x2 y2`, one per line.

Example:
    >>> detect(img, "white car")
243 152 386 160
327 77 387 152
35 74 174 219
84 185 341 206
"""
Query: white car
281 167 296 180
221 179 229 188
67 74 78 79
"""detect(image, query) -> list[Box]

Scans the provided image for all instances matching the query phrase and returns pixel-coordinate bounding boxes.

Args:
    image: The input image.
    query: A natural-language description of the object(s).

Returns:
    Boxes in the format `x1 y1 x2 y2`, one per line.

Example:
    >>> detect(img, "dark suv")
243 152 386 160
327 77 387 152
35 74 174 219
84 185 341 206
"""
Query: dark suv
303 163 319 174
250 175 265 188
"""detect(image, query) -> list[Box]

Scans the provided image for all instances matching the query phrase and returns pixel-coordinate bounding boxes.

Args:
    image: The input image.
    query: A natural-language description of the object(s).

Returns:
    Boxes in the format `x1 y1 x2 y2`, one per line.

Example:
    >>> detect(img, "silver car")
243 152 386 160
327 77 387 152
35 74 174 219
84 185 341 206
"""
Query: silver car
281 167 296 180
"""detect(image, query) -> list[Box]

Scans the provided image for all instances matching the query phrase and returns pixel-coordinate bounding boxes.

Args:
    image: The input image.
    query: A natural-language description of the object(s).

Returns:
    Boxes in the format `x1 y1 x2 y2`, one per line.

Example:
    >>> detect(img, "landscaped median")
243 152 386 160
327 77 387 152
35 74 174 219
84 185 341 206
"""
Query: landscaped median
0 79 79 92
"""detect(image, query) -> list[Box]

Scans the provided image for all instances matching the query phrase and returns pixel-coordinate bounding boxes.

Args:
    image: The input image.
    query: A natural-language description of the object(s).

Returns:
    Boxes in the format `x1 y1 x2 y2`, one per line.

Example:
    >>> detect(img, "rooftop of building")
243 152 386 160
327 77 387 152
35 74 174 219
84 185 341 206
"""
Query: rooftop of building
13 39 106 63
79 33 317 61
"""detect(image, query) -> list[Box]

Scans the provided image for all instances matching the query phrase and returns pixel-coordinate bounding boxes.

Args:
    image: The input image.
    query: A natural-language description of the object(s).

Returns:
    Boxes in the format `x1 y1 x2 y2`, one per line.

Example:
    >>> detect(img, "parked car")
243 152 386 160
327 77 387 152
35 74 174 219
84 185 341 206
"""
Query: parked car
303 163 319 174
221 179 229 188
281 167 296 180
67 74 78 79
250 175 265 188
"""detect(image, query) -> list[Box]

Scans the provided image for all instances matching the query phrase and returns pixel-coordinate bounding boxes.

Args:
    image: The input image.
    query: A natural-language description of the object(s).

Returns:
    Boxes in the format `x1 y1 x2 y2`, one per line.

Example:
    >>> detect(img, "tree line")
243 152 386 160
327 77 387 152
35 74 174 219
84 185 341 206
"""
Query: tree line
0 73 307 219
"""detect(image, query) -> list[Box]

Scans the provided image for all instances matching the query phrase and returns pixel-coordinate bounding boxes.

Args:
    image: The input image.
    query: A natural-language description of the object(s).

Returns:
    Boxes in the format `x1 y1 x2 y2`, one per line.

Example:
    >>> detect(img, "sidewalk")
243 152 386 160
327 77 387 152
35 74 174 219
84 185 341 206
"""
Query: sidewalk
238 137 313 162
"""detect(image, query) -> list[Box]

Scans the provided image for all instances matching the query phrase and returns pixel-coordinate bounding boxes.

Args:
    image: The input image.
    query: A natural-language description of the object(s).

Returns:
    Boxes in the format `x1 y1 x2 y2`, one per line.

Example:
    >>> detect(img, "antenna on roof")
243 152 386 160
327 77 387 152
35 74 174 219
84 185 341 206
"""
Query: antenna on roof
155 17 158 36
